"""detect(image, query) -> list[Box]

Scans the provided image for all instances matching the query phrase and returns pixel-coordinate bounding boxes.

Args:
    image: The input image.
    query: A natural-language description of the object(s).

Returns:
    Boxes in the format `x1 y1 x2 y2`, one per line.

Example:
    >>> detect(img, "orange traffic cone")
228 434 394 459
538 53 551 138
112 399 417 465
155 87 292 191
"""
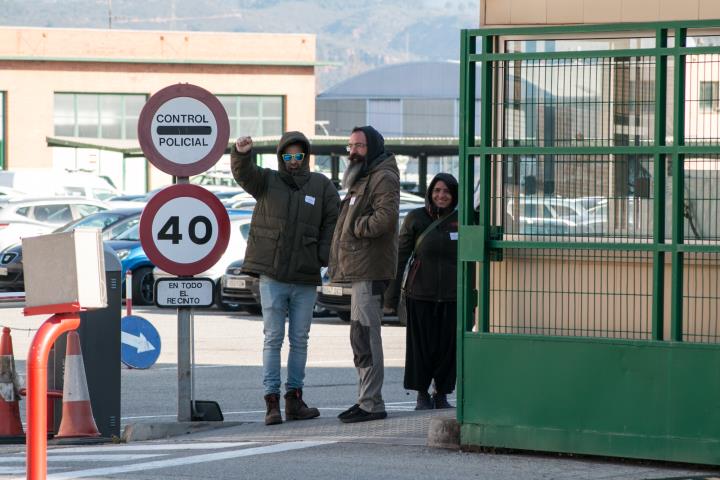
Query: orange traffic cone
0 327 24 437
56 331 100 438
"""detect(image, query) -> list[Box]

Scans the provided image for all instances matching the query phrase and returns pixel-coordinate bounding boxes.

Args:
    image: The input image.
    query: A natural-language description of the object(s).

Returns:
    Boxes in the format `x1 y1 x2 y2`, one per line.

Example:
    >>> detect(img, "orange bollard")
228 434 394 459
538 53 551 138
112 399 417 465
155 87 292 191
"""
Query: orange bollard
0 327 23 437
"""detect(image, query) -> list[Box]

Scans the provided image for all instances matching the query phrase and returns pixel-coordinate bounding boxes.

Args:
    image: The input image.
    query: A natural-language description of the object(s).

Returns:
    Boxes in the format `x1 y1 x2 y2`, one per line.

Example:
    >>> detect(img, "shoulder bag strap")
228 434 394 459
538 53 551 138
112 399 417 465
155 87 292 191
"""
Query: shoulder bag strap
413 207 457 252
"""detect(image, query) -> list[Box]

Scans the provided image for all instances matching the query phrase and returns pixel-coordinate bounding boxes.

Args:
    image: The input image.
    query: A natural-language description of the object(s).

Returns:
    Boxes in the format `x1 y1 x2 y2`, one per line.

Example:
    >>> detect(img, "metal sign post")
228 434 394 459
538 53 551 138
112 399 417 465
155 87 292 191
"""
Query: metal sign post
137 83 230 422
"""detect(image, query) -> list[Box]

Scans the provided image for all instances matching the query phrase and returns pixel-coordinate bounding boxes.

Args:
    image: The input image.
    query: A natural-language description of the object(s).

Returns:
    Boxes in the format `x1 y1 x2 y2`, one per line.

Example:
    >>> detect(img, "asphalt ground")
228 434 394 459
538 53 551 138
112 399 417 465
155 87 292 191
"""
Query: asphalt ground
0 306 718 479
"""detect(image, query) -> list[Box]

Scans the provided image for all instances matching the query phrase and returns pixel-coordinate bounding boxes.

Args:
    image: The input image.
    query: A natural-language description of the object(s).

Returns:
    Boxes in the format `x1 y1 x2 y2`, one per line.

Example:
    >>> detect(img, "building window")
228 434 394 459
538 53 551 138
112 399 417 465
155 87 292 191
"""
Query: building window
53 93 146 139
699 81 719 111
217 95 284 138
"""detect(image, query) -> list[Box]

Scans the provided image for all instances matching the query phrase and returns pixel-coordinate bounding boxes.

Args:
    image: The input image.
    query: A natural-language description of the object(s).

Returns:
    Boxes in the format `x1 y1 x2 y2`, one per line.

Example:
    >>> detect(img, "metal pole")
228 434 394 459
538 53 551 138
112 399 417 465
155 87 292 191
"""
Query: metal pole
175 175 193 422
177 307 192 422
26 313 81 480
125 269 132 317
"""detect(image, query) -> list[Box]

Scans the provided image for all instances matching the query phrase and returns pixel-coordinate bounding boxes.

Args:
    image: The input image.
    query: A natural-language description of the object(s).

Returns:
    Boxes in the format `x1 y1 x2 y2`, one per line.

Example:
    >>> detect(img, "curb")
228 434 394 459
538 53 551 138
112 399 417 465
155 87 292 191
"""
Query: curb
426 417 460 450
122 421 244 442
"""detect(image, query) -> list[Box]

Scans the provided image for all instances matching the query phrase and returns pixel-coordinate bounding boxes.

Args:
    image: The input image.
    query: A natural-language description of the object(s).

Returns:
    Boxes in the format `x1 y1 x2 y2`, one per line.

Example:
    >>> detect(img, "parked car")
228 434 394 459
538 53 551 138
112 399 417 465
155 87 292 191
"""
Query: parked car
0 207 142 291
0 170 119 200
0 196 108 252
219 259 261 313
314 203 417 325
105 223 156 305
505 196 603 235
153 214 252 308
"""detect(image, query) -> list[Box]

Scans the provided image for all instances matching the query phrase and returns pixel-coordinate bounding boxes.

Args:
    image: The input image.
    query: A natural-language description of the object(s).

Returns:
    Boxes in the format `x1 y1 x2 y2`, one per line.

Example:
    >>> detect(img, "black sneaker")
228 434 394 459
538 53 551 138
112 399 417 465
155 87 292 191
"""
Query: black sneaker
339 408 387 424
337 404 360 420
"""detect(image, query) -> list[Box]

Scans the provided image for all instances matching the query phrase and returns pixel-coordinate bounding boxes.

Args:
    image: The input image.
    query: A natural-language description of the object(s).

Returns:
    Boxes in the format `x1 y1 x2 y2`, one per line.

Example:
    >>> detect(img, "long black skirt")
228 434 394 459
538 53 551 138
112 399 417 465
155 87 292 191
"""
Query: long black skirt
404 298 456 394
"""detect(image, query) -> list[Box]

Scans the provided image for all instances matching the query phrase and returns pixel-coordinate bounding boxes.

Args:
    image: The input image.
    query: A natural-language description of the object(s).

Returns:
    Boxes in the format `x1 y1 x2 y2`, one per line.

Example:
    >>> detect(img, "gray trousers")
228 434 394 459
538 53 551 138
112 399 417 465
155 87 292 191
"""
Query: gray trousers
350 280 386 413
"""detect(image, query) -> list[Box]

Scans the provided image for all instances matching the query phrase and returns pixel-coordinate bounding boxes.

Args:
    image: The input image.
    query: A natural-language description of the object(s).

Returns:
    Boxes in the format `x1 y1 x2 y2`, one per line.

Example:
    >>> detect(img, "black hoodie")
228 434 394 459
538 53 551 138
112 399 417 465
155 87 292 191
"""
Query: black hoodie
385 173 459 306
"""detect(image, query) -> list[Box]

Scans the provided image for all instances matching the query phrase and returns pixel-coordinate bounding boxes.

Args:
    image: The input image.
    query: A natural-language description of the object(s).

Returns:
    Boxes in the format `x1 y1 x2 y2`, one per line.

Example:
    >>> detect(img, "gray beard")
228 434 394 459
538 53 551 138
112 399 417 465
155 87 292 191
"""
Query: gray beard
342 161 363 189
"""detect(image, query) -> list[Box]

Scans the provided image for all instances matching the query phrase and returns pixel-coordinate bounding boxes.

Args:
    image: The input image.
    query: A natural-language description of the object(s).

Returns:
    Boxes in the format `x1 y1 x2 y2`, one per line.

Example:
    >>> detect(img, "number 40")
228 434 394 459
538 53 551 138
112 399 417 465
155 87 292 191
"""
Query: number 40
158 216 212 245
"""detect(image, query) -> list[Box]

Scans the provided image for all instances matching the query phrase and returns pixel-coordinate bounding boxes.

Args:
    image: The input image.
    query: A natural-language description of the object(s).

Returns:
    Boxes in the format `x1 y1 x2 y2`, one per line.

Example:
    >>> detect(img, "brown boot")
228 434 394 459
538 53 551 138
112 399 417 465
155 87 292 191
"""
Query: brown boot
264 393 282 425
284 389 320 421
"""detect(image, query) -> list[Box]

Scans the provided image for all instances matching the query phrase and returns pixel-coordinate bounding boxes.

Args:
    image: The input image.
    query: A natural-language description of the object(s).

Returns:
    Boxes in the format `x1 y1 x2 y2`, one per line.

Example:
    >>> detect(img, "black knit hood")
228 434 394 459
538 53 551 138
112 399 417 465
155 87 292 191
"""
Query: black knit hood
352 125 389 174
425 172 458 218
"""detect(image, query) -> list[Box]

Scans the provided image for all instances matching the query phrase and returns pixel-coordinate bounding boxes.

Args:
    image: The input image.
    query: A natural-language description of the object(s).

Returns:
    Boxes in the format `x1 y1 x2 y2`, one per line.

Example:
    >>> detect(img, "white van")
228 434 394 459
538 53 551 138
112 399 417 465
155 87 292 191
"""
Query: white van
0 170 119 201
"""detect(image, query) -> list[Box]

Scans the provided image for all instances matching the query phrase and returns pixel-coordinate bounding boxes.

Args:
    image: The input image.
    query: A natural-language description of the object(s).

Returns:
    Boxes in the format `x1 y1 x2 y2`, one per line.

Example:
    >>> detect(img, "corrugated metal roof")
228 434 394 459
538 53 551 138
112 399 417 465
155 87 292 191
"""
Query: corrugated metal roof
318 61 473 99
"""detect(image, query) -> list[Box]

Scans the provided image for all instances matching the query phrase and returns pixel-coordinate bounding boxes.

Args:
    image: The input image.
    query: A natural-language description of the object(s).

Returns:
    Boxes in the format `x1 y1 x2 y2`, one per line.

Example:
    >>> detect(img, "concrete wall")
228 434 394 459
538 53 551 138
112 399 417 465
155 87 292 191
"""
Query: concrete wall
0 27 316 189
481 0 720 25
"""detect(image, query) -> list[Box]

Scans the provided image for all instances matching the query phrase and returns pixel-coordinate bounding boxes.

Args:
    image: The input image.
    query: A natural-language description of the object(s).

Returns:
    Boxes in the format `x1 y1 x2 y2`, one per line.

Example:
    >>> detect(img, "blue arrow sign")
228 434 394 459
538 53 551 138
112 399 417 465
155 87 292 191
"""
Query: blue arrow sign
121 315 161 369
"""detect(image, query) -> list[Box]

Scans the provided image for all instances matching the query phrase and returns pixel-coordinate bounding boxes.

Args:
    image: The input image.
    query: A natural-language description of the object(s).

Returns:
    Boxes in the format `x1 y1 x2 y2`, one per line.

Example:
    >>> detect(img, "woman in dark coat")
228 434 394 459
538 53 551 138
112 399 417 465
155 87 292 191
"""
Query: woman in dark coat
386 173 458 409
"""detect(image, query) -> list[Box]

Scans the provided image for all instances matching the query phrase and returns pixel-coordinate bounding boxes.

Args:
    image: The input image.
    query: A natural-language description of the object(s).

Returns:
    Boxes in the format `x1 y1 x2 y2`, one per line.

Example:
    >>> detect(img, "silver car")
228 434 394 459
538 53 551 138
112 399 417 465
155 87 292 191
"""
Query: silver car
0 196 107 252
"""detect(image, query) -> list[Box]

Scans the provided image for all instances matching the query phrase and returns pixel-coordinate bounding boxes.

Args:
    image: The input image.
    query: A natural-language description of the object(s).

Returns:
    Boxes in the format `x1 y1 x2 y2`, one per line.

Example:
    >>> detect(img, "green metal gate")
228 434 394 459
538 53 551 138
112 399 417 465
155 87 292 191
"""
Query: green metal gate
459 20 720 464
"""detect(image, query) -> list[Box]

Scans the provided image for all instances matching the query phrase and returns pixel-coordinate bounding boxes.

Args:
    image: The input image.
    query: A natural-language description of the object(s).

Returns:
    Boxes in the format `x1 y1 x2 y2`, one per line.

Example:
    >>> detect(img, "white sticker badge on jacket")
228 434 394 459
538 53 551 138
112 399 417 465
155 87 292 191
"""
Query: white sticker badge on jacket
305 195 316 205
349 196 356 205
450 232 459 241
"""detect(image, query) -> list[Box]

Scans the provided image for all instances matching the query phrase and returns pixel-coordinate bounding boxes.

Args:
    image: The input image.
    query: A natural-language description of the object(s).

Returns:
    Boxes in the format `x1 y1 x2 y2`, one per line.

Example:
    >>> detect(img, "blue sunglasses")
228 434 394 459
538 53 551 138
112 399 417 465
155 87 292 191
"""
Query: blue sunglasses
281 153 305 162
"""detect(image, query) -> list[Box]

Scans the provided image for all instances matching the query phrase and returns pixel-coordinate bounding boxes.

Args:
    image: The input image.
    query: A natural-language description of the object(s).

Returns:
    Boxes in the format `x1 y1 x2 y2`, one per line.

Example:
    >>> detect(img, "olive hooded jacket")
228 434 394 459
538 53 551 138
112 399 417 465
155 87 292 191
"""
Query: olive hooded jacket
231 131 340 285
328 126 400 282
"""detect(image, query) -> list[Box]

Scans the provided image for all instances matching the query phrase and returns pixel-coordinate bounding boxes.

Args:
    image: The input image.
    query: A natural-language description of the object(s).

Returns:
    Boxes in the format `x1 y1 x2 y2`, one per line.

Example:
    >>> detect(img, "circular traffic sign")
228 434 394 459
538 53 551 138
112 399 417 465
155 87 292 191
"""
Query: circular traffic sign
121 315 161 369
138 83 230 177
140 184 230 276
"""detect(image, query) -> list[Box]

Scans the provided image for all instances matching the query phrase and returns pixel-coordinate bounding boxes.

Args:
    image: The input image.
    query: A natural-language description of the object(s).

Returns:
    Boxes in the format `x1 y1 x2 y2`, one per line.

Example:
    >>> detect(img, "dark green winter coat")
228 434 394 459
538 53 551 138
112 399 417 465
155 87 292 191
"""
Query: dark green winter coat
231 131 340 285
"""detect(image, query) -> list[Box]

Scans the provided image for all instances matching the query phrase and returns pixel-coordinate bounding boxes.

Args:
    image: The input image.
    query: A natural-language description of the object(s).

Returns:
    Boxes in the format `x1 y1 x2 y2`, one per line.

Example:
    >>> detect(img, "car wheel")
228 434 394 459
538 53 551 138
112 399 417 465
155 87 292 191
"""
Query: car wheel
337 311 351 322
132 267 154 306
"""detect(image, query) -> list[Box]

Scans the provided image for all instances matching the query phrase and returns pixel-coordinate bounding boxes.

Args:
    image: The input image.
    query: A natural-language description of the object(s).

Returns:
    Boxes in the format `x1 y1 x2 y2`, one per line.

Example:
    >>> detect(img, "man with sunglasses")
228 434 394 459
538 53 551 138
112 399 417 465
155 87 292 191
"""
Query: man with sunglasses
232 131 340 426
329 125 400 423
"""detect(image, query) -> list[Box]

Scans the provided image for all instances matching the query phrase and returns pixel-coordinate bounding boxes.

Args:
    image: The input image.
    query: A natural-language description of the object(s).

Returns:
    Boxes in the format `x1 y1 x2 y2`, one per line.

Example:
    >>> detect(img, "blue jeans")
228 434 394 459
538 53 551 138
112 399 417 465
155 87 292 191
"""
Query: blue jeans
259 275 317 396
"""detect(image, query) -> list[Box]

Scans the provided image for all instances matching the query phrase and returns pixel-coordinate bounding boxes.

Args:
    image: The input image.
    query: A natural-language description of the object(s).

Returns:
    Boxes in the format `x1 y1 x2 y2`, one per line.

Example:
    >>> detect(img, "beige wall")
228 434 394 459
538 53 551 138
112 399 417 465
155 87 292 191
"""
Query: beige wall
0 27 316 189
481 0 720 25
487 251 720 342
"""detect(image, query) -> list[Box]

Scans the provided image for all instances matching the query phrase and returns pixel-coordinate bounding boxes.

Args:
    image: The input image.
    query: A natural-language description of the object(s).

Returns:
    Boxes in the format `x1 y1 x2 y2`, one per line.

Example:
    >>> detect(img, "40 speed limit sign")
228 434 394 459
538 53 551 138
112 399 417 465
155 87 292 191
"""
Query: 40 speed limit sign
140 184 230 276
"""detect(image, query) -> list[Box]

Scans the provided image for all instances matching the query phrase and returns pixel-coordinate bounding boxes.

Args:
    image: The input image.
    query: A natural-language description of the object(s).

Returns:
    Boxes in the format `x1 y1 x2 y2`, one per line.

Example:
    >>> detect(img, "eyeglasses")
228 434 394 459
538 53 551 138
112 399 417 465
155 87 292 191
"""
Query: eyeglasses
345 143 367 152
281 153 305 162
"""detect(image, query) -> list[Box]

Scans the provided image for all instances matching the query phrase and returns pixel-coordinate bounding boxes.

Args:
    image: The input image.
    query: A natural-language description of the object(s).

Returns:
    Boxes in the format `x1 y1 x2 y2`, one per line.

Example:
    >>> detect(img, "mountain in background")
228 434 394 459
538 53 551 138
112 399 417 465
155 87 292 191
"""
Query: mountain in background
0 0 478 91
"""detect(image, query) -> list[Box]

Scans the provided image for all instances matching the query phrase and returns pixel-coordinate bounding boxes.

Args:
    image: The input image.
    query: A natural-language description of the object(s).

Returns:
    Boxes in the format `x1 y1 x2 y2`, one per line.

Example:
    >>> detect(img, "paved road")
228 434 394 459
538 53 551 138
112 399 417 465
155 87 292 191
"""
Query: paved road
0 307 716 479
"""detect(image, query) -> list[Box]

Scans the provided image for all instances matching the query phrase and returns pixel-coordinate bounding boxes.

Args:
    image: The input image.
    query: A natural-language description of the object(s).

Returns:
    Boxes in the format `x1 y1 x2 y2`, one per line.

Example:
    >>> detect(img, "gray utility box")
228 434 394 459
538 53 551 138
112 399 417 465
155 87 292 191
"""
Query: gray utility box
48 244 122 439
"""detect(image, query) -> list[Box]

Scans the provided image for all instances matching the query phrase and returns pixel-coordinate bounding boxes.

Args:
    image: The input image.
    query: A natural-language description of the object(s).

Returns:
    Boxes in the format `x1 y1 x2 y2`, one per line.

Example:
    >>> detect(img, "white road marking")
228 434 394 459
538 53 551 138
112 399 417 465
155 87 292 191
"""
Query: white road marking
46 442 256 453
54 454 166 462
0 454 165 463
0 467 25 475
44 441 334 480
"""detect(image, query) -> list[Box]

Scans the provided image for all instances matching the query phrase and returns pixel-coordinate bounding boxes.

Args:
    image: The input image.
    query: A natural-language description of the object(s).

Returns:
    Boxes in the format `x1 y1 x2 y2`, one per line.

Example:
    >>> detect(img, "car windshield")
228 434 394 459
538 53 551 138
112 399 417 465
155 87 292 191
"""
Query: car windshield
56 211 125 233
54 212 123 232
113 223 140 241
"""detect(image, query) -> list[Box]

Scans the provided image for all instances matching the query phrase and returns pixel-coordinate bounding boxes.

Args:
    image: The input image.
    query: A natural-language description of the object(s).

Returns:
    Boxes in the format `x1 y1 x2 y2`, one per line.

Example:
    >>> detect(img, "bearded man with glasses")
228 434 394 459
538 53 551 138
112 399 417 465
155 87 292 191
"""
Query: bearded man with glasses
232 131 340 426
329 125 400 423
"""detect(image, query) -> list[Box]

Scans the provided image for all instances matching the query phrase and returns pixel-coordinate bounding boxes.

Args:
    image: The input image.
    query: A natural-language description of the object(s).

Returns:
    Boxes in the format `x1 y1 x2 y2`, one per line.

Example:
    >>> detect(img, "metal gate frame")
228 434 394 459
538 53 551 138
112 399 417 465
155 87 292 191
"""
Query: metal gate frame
458 20 720 464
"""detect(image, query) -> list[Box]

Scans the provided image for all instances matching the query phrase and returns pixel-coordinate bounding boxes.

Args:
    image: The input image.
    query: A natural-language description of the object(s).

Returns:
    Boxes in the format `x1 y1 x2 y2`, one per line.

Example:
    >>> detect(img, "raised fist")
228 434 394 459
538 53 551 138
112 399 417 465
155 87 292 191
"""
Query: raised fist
235 136 253 154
